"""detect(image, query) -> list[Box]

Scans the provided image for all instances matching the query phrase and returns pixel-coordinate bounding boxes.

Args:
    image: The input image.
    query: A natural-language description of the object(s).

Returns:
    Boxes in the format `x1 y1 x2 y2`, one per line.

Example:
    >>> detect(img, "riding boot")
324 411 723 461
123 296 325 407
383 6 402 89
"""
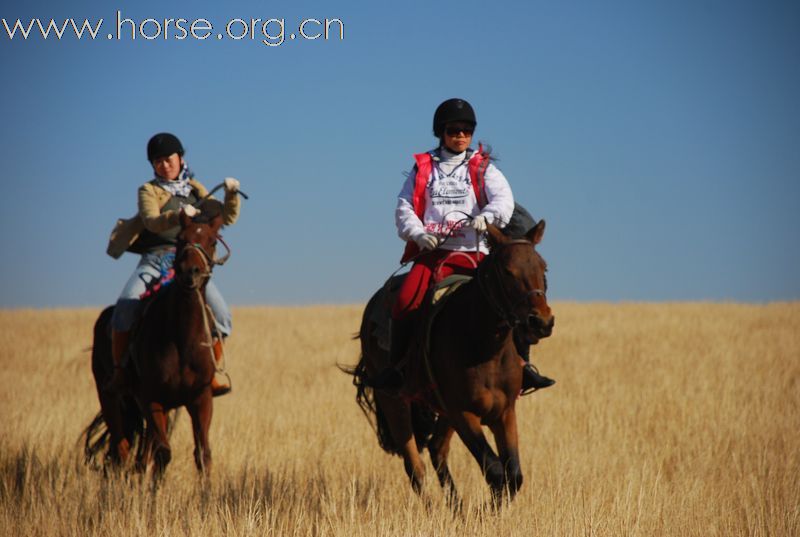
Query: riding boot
106 330 130 392
369 316 413 391
210 338 232 397
515 330 555 394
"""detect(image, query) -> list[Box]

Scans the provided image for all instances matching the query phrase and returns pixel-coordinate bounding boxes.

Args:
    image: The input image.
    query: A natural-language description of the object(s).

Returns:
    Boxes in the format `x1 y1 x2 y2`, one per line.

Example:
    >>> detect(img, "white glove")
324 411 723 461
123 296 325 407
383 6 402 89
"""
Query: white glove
183 204 200 218
413 232 439 251
224 177 240 193
470 215 488 233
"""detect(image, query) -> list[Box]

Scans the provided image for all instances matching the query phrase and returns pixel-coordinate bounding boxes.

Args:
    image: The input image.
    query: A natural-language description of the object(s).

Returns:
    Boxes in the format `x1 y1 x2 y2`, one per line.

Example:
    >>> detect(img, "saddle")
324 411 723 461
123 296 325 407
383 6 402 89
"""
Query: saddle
368 274 404 351
393 275 474 406
370 274 472 352
430 274 472 306
110 258 178 378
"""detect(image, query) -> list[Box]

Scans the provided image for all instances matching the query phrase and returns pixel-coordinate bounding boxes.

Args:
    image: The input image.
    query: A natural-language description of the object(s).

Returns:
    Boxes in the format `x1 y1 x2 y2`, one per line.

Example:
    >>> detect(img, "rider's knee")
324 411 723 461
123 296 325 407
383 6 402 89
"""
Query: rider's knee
111 299 139 331
212 316 232 339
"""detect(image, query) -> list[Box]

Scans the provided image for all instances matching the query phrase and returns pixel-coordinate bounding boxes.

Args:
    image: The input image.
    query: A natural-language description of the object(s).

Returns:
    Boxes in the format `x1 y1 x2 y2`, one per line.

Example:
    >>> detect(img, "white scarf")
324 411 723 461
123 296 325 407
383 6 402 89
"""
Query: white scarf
155 163 193 197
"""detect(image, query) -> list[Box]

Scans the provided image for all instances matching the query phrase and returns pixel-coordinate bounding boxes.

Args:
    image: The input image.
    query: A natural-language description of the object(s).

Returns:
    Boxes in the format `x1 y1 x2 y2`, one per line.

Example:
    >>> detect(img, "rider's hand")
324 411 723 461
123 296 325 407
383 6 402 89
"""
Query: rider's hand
470 215 488 233
183 205 200 218
413 232 439 251
224 177 240 193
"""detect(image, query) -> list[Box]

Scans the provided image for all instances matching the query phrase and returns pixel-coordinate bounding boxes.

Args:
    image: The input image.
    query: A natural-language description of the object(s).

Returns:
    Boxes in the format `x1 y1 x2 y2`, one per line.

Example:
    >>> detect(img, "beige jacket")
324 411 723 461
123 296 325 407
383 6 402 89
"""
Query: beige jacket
107 178 241 258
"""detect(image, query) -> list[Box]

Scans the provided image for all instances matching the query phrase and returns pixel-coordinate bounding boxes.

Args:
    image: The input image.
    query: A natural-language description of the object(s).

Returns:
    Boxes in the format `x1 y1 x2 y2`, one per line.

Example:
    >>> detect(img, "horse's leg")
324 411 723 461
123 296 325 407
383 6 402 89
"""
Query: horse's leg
96 390 131 466
487 406 523 500
375 392 427 493
136 421 151 474
111 430 131 465
186 392 213 476
141 401 171 480
451 411 506 498
137 422 155 474
428 417 460 507
92 309 131 467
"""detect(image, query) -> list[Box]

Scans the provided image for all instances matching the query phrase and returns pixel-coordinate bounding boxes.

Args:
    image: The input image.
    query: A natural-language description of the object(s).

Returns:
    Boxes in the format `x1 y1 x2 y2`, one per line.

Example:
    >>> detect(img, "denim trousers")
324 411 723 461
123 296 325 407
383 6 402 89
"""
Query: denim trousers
110 248 232 337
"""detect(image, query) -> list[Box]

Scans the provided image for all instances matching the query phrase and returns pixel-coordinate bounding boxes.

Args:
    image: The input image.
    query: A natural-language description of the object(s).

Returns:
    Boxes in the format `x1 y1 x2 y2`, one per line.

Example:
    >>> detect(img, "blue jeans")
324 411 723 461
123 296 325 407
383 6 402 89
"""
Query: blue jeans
111 248 232 337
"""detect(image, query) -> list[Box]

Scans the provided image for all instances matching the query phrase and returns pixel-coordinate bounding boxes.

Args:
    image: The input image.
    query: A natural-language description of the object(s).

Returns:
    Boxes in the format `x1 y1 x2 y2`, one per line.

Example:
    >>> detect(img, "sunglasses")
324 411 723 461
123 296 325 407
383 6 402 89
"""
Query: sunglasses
445 126 474 136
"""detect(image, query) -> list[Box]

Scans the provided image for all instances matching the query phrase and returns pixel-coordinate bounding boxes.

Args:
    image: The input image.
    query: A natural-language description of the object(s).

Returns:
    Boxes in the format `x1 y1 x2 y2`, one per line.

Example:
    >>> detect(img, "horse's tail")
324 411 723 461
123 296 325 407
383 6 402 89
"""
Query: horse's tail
343 355 438 455
339 355 399 455
81 395 145 468
82 411 109 465
343 278 441 456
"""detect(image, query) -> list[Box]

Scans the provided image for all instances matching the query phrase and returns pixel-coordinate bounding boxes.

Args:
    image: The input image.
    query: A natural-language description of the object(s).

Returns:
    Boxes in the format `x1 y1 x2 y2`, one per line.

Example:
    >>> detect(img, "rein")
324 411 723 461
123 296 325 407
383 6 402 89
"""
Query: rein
175 235 232 288
194 288 230 390
379 216 475 305
188 234 231 266
476 239 546 328
193 182 250 207
179 231 233 389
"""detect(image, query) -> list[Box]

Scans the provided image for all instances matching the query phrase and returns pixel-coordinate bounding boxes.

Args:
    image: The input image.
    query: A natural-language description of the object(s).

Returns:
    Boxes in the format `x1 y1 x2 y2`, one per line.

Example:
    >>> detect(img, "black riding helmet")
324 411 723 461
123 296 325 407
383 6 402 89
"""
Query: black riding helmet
147 132 184 162
433 98 477 138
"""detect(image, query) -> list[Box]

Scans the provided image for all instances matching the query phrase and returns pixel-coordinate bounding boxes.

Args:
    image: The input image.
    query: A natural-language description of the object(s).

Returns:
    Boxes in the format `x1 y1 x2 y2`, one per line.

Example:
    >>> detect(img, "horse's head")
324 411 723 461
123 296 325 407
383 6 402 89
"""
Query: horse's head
482 221 554 342
175 210 225 290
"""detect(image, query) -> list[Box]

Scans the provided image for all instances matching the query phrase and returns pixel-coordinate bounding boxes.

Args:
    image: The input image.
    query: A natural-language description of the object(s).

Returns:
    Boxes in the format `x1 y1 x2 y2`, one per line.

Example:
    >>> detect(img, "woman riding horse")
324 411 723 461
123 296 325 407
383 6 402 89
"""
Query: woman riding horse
107 132 243 396
87 211 233 477
351 219 554 502
371 98 554 393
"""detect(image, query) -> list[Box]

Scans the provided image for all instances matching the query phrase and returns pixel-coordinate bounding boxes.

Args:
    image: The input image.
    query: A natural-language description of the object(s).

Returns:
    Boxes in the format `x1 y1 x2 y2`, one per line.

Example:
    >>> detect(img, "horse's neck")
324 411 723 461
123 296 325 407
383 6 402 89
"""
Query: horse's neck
468 280 513 349
172 285 212 342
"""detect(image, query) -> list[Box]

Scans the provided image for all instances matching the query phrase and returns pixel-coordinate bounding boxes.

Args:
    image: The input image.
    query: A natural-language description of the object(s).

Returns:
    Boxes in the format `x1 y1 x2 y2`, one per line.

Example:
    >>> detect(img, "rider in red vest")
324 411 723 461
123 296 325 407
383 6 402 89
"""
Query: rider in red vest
371 98 554 393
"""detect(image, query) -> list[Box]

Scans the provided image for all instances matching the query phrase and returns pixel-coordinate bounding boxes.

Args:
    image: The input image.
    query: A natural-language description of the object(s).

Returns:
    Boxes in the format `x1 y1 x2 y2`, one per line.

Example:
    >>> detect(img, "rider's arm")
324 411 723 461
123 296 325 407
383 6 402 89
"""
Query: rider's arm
480 164 515 229
138 183 180 233
221 187 241 225
189 179 240 225
395 166 426 241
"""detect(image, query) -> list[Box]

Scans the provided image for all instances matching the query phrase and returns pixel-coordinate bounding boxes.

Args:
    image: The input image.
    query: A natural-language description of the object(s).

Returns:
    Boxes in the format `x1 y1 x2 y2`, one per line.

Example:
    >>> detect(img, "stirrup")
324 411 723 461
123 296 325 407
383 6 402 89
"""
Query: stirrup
521 363 555 396
211 371 232 397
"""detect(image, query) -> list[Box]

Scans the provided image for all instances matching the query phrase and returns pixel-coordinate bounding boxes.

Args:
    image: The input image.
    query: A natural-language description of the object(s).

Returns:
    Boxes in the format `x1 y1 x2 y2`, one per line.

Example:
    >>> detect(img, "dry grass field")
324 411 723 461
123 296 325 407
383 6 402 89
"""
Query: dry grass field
1 302 798 536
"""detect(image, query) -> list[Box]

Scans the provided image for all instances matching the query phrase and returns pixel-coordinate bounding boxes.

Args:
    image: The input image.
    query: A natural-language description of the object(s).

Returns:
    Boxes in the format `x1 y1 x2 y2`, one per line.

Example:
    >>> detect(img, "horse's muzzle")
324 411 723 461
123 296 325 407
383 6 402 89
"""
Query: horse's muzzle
177 265 206 290
528 314 554 339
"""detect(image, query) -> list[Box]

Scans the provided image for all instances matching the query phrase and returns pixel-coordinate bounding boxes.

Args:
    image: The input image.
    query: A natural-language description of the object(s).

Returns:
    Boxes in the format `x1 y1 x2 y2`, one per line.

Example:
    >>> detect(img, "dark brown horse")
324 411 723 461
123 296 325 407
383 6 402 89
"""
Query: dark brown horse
85 210 227 480
347 221 553 504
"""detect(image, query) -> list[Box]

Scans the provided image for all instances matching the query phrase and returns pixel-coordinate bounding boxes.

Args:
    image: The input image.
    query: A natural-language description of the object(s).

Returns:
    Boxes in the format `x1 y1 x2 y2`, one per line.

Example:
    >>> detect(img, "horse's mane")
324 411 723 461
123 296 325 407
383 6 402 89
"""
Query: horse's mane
192 199 225 225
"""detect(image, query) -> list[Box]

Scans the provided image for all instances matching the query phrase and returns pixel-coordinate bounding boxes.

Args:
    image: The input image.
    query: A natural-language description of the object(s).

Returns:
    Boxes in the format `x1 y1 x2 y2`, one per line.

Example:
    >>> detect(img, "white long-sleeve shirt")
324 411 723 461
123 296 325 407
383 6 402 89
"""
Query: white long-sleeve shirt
395 147 515 253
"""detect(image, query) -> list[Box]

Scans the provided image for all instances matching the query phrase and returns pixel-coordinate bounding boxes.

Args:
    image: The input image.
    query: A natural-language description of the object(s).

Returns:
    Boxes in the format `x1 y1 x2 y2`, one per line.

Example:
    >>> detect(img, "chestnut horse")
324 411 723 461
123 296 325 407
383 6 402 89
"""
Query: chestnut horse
84 210 228 480
347 221 553 504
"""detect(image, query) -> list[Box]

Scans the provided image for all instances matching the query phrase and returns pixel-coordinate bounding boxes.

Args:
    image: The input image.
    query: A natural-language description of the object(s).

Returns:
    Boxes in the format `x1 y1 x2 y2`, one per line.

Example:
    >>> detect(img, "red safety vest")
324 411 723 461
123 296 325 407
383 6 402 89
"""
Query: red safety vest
401 144 490 263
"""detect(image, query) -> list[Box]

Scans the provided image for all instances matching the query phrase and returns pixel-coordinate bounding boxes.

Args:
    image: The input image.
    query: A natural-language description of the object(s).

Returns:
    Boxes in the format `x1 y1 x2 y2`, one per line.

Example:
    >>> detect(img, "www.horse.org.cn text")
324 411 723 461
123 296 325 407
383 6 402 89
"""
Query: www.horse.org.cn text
1 11 345 47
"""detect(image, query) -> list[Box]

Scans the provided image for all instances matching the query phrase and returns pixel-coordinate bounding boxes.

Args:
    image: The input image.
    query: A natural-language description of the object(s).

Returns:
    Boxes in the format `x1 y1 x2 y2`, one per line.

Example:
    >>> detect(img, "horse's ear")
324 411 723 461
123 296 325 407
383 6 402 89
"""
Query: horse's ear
526 219 546 245
179 209 192 229
485 223 509 250
209 213 224 233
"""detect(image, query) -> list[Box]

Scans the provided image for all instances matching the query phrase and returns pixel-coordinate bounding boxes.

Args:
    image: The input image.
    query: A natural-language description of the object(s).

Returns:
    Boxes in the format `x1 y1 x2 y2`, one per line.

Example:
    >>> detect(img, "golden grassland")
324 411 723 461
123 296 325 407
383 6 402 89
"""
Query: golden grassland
0 302 798 536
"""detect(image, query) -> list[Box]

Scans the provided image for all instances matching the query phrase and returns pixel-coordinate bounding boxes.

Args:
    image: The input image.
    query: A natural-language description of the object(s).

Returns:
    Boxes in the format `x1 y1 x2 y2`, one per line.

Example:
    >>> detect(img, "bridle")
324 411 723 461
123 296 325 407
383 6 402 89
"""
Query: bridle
475 239 546 328
175 235 232 288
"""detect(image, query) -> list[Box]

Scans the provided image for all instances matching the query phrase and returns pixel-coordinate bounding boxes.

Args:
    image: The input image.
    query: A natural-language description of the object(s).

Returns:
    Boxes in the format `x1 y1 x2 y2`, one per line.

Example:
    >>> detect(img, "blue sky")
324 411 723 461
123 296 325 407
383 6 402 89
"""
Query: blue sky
1 0 798 307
